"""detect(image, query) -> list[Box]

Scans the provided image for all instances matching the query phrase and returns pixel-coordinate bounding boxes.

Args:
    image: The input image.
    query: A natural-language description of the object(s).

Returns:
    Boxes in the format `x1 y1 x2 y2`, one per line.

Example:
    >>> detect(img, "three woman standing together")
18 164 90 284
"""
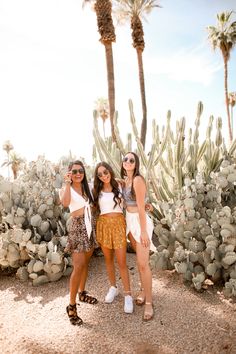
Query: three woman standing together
59 152 155 326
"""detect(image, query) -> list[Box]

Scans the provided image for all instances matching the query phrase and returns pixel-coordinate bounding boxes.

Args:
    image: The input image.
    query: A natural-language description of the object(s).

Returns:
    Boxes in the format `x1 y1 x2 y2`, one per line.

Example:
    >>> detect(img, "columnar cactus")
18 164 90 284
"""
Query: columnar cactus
93 100 236 296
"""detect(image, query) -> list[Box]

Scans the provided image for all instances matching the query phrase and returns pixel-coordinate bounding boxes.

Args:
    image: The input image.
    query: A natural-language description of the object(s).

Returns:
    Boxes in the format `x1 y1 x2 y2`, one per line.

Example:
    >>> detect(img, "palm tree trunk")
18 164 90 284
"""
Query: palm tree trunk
223 57 233 142
104 42 116 142
12 166 17 180
231 105 234 138
137 49 147 149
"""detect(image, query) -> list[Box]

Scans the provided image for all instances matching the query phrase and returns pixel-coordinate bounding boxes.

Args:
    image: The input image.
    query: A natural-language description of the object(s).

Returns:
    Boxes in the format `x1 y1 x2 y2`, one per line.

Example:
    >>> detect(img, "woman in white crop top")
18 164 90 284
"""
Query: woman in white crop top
59 160 98 326
93 162 133 314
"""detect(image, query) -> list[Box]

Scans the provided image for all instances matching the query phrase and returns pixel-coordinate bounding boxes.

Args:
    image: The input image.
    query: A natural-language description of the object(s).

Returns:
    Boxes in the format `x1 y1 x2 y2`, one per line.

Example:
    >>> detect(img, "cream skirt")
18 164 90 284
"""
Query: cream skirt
125 211 156 252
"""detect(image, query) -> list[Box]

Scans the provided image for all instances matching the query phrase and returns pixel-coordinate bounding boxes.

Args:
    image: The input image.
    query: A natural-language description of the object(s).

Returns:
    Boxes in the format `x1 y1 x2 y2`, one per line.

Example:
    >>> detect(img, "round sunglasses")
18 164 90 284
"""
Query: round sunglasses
97 169 110 178
123 157 135 164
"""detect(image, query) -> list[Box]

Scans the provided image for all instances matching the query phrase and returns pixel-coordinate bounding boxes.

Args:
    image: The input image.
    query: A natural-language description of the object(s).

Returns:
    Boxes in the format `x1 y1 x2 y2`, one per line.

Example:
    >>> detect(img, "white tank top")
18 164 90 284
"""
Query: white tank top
99 191 123 215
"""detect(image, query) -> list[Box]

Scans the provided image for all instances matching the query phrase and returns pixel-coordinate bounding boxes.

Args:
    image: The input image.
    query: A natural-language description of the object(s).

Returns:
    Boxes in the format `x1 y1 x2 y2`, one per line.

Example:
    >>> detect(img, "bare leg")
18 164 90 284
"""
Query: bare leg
128 232 136 252
135 242 152 304
78 248 94 292
115 247 131 294
129 233 144 293
101 246 116 286
70 252 86 305
135 241 153 320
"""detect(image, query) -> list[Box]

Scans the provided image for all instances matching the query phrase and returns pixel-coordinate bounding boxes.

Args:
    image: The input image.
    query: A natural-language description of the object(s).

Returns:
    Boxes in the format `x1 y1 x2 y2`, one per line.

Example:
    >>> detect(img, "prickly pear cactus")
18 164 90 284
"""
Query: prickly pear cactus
0 156 73 285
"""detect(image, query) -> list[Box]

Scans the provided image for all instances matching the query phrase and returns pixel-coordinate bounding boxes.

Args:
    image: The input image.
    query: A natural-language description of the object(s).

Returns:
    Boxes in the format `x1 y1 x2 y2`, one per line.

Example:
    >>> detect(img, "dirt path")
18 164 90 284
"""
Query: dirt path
0 253 236 354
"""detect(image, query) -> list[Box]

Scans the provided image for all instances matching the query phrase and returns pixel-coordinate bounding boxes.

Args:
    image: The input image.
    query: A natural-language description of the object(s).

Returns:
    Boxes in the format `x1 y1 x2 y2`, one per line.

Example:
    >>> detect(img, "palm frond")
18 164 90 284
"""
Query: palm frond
113 0 161 22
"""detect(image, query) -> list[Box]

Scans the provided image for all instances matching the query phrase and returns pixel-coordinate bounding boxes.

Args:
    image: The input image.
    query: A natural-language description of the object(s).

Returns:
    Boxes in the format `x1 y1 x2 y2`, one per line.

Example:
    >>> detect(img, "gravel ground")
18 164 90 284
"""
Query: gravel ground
0 253 236 354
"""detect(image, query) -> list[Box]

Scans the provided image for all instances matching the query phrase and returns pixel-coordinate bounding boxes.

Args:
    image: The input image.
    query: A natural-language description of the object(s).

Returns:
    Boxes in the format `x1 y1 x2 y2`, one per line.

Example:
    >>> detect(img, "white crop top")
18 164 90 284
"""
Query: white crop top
59 186 89 212
99 191 123 215
69 187 90 213
59 187 92 238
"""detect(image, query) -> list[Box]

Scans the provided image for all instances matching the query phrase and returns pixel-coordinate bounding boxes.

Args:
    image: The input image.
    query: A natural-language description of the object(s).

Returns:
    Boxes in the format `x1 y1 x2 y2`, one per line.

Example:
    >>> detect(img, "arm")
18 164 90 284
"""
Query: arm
133 176 150 247
59 172 72 208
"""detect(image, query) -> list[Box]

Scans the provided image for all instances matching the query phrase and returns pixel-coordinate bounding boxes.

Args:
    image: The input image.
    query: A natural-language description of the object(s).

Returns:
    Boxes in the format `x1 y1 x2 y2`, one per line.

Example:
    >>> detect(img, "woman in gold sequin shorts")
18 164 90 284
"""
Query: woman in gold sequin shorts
93 162 133 314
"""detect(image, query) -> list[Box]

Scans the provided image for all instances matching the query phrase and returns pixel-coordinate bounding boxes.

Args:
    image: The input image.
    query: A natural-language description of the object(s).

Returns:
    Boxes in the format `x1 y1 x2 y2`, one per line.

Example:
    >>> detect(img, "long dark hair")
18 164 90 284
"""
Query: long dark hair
120 152 143 199
93 161 122 212
68 160 93 204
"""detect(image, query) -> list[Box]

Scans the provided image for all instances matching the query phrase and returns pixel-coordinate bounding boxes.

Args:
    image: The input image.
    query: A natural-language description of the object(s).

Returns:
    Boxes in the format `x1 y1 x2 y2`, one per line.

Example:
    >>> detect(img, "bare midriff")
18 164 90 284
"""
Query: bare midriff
71 207 85 217
126 206 139 213
101 212 123 217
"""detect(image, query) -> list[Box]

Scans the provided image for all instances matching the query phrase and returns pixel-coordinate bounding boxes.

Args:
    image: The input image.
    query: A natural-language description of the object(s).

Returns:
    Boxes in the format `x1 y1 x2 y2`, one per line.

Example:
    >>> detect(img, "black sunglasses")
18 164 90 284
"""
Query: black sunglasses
123 157 135 164
71 168 84 175
97 169 109 178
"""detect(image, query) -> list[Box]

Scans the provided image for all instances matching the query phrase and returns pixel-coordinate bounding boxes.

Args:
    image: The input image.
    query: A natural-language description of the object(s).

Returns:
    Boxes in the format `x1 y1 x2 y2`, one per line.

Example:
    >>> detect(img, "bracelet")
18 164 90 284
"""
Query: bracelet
64 180 71 184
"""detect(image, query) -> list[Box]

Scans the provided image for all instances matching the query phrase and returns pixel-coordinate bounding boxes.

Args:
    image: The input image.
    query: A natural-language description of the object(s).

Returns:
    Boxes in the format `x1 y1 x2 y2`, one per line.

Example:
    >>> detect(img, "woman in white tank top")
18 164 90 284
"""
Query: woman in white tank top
93 162 133 314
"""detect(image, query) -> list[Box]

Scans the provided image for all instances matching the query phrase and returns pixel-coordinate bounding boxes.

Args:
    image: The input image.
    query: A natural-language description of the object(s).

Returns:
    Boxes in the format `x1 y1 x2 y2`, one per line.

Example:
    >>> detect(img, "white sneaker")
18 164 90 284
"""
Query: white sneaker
105 286 119 303
124 295 133 314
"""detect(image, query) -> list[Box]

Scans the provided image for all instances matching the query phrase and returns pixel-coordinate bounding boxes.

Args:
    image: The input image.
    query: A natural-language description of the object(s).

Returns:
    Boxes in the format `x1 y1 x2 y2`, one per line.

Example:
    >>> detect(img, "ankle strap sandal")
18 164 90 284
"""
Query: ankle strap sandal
66 304 83 326
135 288 145 306
79 291 98 304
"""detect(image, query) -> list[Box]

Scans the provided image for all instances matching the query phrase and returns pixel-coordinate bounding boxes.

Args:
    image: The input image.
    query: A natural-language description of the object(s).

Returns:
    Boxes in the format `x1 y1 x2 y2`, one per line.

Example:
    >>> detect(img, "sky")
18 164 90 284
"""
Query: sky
0 0 236 169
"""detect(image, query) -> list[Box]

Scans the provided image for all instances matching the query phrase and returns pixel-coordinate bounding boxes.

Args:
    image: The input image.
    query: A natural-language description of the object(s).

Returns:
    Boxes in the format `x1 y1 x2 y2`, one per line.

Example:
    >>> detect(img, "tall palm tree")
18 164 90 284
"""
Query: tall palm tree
95 97 109 138
113 0 160 148
207 11 236 143
84 0 116 142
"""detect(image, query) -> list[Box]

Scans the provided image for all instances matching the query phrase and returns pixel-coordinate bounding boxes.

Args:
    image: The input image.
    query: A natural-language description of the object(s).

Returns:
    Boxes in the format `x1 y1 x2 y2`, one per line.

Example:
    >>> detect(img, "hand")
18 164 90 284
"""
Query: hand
145 203 153 212
64 172 72 184
140 231 150 248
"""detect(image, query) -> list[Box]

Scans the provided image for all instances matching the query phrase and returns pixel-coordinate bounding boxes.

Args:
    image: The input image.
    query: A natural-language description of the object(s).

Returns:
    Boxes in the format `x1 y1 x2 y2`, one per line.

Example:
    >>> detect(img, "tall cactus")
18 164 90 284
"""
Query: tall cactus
93 100 236 208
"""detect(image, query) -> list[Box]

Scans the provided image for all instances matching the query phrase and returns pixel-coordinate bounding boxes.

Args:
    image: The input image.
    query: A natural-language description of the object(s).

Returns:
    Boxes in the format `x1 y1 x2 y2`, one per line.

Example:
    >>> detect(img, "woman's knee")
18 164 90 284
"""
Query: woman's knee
137 261 149 273
103 251 114 265
117 260 128 272
73 260 86 272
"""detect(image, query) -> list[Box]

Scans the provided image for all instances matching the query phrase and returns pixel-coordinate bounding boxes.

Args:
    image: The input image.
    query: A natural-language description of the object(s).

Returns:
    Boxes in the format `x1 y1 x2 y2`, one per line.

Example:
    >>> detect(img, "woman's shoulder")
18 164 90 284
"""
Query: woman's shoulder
133 175 146 191
133 175 145 184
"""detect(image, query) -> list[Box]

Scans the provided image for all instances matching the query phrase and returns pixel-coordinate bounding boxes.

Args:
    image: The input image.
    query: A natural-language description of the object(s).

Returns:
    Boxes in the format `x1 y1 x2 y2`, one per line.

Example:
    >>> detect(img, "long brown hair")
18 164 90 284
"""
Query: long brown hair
68 160 93 204
120 152 143 199
93 162 122 212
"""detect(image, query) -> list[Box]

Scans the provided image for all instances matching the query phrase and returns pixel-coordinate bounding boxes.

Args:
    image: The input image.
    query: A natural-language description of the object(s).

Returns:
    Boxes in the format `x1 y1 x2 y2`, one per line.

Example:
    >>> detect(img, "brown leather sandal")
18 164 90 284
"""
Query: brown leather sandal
143 302 154 322
66 304 83 326
79 290 98 304
135 288 145 306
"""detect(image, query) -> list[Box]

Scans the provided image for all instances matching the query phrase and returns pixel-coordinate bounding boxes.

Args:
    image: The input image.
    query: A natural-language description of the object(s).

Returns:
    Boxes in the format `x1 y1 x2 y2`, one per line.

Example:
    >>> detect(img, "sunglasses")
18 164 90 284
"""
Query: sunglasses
123 157 135 164
97 169 109 178
71 168 84 175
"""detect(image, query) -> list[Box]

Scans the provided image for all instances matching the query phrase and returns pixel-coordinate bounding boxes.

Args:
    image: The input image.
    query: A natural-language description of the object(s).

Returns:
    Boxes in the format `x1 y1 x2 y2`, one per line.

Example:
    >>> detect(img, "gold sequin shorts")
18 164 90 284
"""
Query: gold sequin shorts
96 213 127 250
